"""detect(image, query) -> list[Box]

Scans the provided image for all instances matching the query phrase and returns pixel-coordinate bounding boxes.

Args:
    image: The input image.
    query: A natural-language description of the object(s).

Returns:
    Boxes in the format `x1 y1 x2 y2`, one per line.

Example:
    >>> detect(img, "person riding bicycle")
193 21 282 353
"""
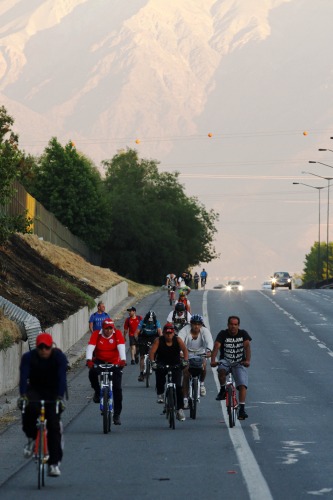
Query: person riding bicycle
193 272 200 289
210 315 252 420
123 307 142 365
176 290 191 313
178 314 213 407
86 318 126 425
149 323 189 422
166 302 192 333
18 332 68 477
134 310 162 382
200 268 208 288
166 273 177 302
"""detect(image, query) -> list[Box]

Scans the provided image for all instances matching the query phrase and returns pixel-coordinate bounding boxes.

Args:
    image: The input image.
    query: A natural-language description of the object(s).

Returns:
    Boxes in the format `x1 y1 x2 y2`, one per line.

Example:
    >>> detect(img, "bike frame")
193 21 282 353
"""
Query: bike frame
161 365 179 430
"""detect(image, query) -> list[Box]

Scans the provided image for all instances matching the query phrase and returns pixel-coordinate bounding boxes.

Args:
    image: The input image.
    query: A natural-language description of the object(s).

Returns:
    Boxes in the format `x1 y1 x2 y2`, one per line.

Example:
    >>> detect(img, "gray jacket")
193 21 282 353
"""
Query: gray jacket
178 324 214 355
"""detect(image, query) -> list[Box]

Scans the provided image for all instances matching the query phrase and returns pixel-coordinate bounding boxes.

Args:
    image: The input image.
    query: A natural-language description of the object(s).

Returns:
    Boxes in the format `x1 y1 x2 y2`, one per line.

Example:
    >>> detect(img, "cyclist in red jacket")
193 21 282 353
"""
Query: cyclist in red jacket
86 318 126 425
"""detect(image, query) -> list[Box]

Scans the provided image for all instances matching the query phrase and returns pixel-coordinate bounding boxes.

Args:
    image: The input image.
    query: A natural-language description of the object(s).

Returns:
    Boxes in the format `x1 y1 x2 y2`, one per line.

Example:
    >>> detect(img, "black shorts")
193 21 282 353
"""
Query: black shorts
137 336 157 355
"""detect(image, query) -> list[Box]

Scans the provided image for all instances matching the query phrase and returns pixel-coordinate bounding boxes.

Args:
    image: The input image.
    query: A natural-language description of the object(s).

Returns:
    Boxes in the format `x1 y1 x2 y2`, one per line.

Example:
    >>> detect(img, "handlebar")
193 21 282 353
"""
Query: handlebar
21 399 60 414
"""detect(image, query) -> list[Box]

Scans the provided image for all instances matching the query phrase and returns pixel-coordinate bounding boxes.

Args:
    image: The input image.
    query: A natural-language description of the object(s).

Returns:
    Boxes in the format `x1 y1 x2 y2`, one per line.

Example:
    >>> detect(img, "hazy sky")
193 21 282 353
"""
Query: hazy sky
1 0 333 289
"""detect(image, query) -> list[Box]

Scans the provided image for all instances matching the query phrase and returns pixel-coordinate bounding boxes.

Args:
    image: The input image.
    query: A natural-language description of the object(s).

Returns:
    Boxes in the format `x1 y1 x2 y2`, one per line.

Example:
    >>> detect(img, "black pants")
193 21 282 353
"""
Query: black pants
155 369 184 410
22 390 63 466
89 365 123 416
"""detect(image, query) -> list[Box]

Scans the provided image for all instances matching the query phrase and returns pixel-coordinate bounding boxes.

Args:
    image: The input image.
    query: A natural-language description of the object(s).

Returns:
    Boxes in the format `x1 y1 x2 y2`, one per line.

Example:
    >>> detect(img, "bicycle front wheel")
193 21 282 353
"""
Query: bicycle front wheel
167 388 176 429
37 429 46 489
102 389 110 434
190 379 198 420
227 386 235 428
145 358 150 388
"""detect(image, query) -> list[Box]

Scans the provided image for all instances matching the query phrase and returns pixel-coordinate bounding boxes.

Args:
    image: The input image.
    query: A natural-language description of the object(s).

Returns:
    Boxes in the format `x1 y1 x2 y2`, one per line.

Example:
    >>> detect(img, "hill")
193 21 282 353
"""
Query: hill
0 234 154 344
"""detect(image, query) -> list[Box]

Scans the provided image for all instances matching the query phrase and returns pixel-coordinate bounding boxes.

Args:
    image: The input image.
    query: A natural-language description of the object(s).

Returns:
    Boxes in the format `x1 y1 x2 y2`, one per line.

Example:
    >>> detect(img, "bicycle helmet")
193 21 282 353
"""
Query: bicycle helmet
163 323 175 335
145 310 156 323
190 314 204 324
175 302 186 312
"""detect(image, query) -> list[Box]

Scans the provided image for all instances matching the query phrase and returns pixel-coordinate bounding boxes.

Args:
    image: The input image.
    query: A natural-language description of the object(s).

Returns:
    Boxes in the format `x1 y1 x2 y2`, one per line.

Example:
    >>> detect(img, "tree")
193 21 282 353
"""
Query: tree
101 149 219 284
0 105 32 244
29 138 111 250
302 242 332 282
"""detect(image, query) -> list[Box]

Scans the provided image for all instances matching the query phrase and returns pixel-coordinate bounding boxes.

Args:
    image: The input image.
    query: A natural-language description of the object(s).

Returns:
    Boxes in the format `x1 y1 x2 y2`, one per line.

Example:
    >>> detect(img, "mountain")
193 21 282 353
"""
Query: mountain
1 0 333 288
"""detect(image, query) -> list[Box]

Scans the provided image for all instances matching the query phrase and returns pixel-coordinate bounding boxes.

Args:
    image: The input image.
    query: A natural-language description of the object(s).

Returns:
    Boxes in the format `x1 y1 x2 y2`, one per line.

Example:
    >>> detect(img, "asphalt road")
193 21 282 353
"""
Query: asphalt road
1 288 333 500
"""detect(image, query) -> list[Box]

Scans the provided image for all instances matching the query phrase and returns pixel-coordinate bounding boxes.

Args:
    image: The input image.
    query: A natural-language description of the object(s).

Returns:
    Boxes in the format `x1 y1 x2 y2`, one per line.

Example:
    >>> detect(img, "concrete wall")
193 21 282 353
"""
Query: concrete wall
0 281 128 396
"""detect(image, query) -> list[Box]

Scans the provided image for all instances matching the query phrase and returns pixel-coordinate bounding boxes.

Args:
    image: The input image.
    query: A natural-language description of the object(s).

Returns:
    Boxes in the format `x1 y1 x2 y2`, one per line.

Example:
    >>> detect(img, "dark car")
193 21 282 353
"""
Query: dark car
271 272 292 290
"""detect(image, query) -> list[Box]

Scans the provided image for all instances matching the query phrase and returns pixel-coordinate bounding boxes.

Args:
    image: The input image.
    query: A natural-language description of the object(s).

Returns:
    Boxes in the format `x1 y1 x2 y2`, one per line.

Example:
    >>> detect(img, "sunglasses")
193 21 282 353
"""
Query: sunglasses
37 344 52 350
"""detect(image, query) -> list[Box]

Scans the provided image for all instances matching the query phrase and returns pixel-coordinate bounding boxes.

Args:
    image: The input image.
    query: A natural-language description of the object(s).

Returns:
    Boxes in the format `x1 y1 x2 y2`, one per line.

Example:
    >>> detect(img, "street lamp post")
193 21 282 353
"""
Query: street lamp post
304 166 333 283
293 182 324 280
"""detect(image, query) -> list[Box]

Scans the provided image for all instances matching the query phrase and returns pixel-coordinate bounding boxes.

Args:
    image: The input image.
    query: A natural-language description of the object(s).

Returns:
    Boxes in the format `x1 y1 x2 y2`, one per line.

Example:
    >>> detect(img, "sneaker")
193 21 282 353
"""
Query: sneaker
200 385 206 396
131 360 135 365
157 394 164 404
138 373 144 382
183 397 189 409
48 464 61 477
113 414 121 425
176 409 186 421
216 388 226 401
238 407 248 420
23 439 35 458
93 391 100 403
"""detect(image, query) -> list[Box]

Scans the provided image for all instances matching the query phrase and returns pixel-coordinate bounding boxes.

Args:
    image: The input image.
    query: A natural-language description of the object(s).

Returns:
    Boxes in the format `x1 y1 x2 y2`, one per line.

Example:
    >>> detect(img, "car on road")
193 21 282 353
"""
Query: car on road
261 280 272 290
271 272 292 290
226 280 243 291
213 284 225 289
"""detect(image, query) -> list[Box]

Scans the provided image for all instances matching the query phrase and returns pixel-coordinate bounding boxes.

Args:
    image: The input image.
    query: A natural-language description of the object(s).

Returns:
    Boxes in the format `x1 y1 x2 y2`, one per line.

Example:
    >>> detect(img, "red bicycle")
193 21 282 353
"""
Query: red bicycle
168 285 176 305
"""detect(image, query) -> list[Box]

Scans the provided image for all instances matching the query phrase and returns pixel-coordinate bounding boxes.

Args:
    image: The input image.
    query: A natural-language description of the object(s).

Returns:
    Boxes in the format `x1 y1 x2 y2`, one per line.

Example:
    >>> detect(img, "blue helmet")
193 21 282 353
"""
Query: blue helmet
190 314 204 324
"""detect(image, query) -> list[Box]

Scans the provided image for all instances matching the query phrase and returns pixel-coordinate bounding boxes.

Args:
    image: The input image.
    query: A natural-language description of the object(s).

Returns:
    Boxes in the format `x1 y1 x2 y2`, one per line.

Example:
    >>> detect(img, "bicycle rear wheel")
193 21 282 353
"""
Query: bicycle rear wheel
190 378 198 420
103 389 110 434
227 386 235 428
167 388 176 429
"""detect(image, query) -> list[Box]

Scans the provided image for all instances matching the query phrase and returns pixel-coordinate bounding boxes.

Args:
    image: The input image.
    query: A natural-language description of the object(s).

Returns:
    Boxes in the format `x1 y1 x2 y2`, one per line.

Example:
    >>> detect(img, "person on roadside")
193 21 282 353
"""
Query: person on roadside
211 315 252 420
178 314 213 407
89 301 110 333
166 302 192 334
86 318 126 425
18 332 67 477
123 307 142 365
149 323 189 422
134 310 162 382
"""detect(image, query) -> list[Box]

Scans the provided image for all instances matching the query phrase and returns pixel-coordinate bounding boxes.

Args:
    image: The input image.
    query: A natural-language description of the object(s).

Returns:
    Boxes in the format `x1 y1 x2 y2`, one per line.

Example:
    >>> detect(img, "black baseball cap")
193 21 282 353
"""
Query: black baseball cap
127 307 136 312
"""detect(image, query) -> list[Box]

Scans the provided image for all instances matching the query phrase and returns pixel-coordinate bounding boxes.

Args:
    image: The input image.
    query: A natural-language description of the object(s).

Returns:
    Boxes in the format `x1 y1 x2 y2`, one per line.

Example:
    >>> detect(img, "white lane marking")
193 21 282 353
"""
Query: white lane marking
307 488 333 496
203 291 273 500
280 441 312 465
250 423 260 442
259 291 333 359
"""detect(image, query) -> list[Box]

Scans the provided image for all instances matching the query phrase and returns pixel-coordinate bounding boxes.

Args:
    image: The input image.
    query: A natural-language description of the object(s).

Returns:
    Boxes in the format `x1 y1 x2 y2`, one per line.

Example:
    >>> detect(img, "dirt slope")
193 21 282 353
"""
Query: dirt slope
0 234 154 336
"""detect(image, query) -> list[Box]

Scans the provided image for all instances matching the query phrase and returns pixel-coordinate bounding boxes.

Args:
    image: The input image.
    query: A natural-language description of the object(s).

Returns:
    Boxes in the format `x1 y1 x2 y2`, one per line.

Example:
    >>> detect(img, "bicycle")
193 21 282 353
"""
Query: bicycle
168 285 176 305
155 363 182 429
217 363 238 428
22 399 60 489
201 277 206 289
143 341 153 387
187 355 206 420
95 363 119 434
